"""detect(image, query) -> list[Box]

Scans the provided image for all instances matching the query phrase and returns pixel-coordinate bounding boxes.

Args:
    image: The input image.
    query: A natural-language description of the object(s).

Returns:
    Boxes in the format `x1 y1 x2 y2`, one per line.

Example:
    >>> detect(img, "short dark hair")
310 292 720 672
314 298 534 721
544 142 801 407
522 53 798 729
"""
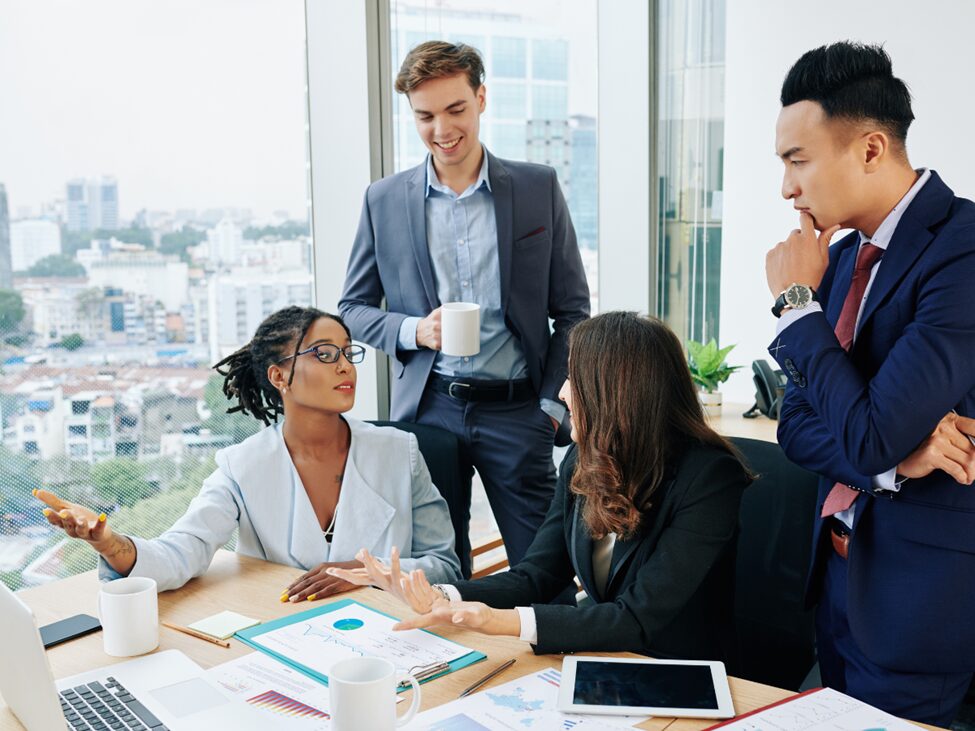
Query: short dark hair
781 42 914 146
212 306 351 426
394 40 484 95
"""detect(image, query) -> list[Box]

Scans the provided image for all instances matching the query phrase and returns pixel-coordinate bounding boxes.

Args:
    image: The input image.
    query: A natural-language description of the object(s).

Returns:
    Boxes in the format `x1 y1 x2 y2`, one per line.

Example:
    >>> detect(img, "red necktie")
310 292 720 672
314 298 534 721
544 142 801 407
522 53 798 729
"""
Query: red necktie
821 242 885 518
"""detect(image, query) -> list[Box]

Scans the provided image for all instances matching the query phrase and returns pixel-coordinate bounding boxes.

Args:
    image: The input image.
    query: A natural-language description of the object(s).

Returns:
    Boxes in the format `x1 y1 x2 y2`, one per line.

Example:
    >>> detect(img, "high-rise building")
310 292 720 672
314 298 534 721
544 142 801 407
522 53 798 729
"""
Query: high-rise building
569 116 598 250
66 179 89 232
65 177 120 232
0 184 12 289
10 220 62 271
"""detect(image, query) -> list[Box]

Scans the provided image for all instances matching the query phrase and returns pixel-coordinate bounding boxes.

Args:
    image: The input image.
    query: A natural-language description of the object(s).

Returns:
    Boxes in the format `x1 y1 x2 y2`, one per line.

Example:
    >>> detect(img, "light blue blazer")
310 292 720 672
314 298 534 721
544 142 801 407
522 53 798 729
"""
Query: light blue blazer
99 418 461 590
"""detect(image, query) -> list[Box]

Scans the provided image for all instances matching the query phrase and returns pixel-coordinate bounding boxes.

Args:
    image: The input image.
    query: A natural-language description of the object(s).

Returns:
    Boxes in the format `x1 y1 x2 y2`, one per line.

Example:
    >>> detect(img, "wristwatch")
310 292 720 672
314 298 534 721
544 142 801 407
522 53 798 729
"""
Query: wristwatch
772 283 818 318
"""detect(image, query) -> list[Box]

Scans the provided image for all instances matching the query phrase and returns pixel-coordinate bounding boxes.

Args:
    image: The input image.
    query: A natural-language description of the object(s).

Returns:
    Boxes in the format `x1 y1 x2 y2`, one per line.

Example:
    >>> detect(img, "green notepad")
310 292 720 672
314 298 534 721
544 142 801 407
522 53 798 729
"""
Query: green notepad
188 610 261 640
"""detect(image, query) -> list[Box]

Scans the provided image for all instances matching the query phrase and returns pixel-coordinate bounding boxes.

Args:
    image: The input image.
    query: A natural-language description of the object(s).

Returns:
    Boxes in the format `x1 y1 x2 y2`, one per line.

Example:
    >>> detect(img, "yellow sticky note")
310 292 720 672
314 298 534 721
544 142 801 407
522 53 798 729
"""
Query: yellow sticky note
187 611 260 640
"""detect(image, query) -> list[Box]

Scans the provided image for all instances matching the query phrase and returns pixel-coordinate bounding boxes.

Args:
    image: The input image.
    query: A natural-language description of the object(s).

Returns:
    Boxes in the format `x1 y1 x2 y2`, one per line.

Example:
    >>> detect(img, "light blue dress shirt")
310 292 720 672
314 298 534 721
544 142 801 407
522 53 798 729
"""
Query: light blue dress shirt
397 148 564 422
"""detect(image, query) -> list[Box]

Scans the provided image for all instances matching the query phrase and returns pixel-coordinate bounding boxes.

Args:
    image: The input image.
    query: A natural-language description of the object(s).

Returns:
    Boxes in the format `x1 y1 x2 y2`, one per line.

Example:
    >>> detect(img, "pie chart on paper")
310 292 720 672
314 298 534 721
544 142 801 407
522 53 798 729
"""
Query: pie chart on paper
332 617 364 631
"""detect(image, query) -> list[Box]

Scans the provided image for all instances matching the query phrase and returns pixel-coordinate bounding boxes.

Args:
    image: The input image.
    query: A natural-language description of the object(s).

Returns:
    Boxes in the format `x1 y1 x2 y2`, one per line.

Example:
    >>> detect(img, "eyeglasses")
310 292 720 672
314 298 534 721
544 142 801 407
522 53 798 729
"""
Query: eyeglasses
278 344 366 365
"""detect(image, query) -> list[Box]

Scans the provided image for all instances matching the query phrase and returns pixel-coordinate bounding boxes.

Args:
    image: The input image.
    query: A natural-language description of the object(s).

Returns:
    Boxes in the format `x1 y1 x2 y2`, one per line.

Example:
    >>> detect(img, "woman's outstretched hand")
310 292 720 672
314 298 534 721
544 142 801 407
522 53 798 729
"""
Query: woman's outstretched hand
34 489 137 575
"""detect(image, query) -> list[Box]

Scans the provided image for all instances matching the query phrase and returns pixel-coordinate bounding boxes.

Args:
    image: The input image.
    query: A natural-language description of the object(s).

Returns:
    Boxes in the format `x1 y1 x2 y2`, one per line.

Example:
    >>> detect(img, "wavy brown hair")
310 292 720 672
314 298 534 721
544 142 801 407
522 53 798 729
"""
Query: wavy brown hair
568 312 745 539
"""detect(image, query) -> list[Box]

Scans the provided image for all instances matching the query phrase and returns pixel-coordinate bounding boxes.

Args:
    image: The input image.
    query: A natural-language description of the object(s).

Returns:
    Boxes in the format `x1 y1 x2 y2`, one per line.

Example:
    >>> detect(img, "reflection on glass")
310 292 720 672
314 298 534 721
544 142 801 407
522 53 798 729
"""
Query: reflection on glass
656 0 726 346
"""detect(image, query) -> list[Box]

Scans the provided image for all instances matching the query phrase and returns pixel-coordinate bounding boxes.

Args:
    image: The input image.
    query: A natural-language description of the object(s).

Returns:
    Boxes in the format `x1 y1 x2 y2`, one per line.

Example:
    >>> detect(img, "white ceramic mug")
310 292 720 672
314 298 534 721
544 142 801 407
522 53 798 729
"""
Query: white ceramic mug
97 576 159 657
440 302 481 357
328 657 421 731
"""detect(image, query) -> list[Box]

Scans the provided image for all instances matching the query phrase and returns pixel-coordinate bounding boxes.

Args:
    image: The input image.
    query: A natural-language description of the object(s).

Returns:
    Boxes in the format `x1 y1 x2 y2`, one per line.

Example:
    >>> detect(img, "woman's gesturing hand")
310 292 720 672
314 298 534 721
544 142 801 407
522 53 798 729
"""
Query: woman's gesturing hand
34 488 137 575
325 546 440 614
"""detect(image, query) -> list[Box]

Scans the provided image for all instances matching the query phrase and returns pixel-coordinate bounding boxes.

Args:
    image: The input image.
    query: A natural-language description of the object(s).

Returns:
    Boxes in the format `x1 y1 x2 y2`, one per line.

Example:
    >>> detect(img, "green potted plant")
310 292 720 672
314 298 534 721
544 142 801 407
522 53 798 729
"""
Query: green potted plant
686 339 741 416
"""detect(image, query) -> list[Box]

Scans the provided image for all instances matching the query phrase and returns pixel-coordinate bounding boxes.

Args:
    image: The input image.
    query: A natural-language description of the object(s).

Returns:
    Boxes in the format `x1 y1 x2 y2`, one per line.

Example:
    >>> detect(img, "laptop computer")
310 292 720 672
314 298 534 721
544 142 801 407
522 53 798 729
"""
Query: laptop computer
0 581 292 730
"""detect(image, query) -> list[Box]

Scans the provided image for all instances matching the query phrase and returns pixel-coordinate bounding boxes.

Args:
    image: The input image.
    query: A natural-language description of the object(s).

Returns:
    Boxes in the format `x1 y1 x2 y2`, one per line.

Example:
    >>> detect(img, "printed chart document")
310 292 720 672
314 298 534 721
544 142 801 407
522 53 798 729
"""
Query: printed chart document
704 687 921 731
206 652 333 729
403 668 649 730
236 598 484 686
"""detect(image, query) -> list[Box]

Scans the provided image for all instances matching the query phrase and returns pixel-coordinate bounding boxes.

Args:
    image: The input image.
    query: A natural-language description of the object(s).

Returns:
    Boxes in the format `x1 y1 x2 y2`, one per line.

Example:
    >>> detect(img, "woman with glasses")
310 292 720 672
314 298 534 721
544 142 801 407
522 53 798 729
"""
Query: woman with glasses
329 312 750 662
34 306 461 599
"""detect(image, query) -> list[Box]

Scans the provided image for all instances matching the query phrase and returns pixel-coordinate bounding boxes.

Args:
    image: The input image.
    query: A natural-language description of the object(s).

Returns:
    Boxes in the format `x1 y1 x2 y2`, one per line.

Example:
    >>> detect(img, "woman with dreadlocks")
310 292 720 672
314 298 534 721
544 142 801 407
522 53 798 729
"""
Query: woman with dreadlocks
34 306 461 599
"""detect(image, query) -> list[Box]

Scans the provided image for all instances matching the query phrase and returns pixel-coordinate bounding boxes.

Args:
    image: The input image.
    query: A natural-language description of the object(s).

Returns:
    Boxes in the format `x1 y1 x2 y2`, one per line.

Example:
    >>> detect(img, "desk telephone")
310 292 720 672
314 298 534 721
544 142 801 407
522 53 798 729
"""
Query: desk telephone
743 359 787 420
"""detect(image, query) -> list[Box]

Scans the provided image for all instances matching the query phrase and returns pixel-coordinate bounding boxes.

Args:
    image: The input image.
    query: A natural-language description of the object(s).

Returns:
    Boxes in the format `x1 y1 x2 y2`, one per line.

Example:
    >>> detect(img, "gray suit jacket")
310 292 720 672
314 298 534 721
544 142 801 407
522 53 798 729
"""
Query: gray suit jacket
339 150 590 422
99 419 461 590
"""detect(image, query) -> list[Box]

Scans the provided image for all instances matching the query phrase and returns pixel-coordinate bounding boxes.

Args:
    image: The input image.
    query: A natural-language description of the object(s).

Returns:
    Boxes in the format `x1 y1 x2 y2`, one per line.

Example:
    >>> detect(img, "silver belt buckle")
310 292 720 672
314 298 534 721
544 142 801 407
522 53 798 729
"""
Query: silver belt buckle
447 381 471 399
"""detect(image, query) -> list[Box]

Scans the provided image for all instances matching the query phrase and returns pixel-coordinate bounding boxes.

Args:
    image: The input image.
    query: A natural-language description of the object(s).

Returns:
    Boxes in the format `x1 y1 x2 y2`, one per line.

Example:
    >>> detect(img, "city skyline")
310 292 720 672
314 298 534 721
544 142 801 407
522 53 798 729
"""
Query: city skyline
1 0 596 221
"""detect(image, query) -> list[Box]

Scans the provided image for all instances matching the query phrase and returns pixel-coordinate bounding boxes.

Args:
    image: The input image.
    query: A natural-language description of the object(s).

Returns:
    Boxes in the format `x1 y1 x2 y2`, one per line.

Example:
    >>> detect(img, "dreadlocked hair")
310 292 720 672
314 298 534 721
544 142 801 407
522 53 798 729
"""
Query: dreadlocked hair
211 306 351 426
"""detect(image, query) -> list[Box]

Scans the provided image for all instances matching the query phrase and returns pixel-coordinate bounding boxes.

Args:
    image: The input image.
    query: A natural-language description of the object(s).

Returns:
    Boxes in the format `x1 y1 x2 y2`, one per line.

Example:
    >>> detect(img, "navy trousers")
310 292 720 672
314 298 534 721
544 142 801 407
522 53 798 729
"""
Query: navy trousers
414 387 558 574
817 549 972 727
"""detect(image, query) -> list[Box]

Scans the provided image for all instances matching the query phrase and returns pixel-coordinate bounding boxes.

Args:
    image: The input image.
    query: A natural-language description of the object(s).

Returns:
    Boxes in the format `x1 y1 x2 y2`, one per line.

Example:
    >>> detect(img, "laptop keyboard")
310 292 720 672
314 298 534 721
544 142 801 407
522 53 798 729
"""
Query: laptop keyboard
59 677 169 731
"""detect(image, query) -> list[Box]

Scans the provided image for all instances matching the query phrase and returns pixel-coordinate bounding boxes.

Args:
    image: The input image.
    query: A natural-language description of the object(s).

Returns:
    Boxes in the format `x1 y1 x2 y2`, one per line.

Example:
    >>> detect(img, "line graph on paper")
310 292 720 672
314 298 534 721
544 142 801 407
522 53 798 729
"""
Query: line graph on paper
720 688 921 731
250 602 471 678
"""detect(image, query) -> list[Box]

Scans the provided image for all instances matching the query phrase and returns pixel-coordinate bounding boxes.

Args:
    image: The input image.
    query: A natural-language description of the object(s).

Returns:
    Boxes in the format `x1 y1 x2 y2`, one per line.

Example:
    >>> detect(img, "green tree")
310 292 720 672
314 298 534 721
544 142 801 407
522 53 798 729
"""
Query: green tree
91 459 152 508
0 290 25 334
25 254 85 278
0 445 41 516
60 333 84 350
61 225 153 256
160 226 207 262
244 221 310 240
202 375 261 441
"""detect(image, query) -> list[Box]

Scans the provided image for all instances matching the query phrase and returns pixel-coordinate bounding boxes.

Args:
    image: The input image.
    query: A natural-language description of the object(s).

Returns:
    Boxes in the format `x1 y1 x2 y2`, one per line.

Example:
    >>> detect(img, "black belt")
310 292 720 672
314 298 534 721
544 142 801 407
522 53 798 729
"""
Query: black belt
430 374 534 403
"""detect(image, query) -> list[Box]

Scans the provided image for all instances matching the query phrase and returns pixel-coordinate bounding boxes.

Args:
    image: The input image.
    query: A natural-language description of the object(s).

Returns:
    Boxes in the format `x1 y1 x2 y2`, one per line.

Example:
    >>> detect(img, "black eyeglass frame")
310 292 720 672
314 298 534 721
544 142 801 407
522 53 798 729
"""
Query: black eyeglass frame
277 344 366 365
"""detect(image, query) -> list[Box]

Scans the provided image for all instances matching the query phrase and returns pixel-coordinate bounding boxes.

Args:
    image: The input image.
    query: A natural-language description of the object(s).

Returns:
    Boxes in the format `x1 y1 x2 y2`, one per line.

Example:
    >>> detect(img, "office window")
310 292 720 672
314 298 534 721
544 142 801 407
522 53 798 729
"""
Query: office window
655 0 726 345
531 84 569 121
493 37 526 78
491 82 527 120
531 39 569 81
0 1 310 591
389 0 599 553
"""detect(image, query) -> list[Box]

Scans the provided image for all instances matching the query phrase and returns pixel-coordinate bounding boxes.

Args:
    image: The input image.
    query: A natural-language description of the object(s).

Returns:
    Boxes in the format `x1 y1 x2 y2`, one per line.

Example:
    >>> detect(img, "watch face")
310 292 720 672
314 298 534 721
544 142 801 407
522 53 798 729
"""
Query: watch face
786 285 812 309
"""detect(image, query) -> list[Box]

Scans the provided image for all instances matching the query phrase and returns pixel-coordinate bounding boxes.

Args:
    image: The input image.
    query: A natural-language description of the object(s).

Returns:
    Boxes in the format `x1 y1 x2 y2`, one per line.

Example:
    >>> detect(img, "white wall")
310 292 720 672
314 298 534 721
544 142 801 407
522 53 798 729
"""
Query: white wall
720 0 975 402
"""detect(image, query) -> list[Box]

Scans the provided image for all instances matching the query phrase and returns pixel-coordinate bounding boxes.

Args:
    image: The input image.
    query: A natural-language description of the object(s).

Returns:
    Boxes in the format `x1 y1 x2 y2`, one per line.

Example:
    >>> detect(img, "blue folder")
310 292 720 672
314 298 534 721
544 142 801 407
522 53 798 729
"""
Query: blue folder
235 598 486 690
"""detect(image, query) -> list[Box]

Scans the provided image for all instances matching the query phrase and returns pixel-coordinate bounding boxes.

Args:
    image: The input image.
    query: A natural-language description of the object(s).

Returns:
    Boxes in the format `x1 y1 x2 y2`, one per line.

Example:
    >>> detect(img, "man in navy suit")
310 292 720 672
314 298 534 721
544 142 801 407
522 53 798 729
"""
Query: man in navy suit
339 41 590 577
765 42 975 725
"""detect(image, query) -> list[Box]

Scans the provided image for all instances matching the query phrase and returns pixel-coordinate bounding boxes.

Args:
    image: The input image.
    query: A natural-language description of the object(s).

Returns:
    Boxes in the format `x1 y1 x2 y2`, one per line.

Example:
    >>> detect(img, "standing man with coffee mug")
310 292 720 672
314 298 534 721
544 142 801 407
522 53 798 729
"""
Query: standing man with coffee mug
339 41 590 577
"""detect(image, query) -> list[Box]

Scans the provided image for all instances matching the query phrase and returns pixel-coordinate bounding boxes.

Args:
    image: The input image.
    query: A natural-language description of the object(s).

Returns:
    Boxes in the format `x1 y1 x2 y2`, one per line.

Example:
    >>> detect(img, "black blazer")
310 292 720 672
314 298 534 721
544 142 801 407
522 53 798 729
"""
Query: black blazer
453 443 748 661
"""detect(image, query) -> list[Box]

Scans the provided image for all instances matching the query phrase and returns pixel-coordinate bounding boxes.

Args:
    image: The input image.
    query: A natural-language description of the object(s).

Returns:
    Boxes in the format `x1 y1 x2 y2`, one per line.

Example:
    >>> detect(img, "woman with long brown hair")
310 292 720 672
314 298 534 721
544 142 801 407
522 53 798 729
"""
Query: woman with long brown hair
330 311 749 660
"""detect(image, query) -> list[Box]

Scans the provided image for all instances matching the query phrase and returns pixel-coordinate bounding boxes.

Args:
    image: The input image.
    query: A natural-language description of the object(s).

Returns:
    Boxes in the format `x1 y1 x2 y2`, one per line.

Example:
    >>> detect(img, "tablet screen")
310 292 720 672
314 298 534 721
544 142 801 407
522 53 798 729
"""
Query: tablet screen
571 661 719 709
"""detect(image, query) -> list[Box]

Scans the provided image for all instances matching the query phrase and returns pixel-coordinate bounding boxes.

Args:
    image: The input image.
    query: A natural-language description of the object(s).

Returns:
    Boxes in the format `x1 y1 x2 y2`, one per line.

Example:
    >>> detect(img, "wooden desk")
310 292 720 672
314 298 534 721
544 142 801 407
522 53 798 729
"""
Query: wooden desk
708 401 778 443
4 551 940 731
0 550 798 731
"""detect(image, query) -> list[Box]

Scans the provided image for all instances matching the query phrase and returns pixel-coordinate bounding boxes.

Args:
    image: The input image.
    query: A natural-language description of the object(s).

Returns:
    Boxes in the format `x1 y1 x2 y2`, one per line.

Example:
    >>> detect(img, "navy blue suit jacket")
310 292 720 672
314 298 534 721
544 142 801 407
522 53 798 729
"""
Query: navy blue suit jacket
339 150 590 422
769 171 975 674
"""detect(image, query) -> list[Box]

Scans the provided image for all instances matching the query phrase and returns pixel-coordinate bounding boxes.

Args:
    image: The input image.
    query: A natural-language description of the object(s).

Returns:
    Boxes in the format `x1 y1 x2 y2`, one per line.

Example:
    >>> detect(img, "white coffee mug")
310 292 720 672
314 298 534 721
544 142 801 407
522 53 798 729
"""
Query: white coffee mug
97 576 159 657
329 657 421 731
441 302 481 357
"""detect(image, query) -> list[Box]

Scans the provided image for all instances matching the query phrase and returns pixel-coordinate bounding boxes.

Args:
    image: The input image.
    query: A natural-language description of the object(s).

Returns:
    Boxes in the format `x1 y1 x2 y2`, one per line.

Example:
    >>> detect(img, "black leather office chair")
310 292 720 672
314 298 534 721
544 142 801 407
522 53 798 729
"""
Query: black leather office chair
731 436 819 691
369 421 471 579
